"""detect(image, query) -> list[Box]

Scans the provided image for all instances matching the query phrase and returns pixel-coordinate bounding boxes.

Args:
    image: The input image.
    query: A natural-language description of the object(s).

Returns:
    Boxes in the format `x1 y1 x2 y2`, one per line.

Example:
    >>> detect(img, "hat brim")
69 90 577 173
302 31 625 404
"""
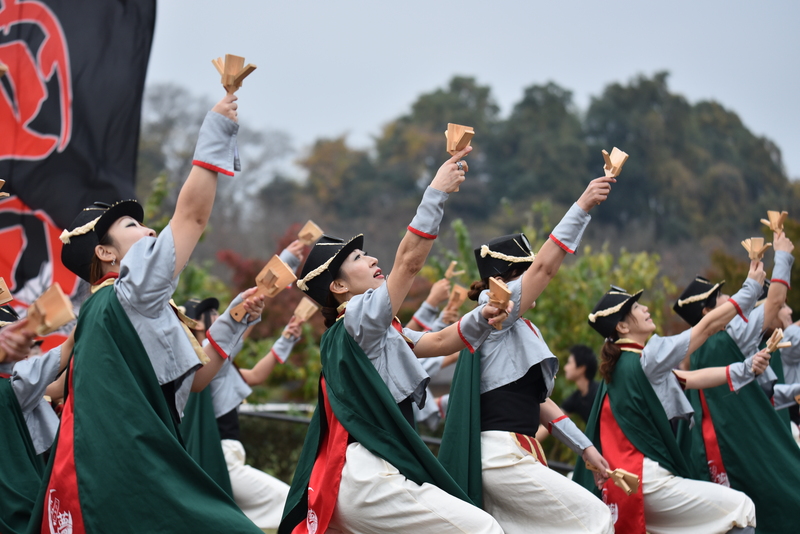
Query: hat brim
327 234 364 279
94 200 144 240
619 290 644 319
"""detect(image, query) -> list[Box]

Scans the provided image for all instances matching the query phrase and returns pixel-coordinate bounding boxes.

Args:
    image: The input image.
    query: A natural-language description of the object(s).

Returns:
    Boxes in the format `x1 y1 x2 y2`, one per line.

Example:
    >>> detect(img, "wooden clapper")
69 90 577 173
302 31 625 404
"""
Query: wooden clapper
444 285 469 319
602 147 629 178
586 462 640 496
298 220 324 246
765 328 792 353
487 277 511 330
444 260 465 280
444 123 474 191
761 210 789 234
741 237 772 261
0 283 75 362
211 54 257 94
283 296 321 338
230 255 297 322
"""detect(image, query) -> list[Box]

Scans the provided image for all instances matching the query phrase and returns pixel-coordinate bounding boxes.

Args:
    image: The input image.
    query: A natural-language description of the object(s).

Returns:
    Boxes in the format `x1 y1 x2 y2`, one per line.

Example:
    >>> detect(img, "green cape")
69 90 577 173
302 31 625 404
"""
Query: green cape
0 378 45 534
179 389 234 497
280 319 473 533
27 285 260 534
687 330 800 534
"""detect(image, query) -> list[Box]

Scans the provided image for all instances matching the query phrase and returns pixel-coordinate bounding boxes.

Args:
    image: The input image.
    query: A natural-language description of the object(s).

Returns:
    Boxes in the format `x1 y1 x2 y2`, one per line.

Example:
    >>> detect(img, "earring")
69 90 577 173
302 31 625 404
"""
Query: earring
111 258 116 266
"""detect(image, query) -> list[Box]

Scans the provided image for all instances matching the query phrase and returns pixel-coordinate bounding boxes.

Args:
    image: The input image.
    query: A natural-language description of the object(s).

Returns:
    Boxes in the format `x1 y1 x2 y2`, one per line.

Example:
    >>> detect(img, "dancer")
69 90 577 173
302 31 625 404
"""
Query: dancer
440 175 617 534
575 275 766 534
280 145 507 534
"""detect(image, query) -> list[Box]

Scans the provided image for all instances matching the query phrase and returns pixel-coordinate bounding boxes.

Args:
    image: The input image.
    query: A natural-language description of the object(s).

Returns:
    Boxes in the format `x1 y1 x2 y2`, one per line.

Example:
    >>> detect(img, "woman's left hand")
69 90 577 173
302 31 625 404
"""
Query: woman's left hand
240 287 266 321
582 446 611 489
750 348 770 375
481 300 514 327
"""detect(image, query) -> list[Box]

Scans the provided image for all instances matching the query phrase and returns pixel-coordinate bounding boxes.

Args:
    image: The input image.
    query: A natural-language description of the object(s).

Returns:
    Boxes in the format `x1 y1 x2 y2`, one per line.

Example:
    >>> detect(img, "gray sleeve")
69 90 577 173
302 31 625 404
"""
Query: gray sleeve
772 250 794 286
344 284 393 359
773 383 800 411
279 248 301 272
725 305 764 356
411 301 439 331
780 324 800 366
9 346 61 414
271 334 298 364
115 223 179 319
756 366 778 398
192 110 240 175
641 330 691 384
549 416 593 455
456 305 494 353
408 187 448 238
726 359 757 392
549 203 591 254
206 292 261 360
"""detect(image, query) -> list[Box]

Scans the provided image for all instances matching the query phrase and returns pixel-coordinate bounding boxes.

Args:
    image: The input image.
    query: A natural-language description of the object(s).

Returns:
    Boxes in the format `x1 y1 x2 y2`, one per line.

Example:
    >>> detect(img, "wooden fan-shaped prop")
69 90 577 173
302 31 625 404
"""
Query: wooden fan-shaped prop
284 296 320 338
230 255 297 321
765 328 792 353
444 123 473 192
741 237 772 261
760 210 789 234
444 284 468 316
586 462 640 496
487 277 511 330
601 147 629 178
212 54 257 94
298 220 324 246
0 179 9 199
444 261 465 280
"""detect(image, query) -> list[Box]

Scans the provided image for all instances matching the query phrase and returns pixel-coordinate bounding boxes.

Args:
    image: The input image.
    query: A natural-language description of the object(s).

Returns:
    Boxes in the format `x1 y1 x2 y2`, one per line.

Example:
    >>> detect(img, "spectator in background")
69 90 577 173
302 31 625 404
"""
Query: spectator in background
561 345 599 424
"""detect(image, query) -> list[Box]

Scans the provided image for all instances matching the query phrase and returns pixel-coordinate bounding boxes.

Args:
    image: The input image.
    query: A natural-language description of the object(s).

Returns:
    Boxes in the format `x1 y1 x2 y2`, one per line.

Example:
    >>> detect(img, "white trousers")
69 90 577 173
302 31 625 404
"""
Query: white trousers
328 442 504 534
222 439 290 530
480 431 614 534
641 457 755 534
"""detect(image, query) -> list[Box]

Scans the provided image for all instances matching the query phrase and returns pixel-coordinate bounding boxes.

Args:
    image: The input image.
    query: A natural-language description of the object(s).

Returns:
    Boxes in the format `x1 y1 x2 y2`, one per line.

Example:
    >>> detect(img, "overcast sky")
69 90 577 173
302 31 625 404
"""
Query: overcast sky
146 1 800 179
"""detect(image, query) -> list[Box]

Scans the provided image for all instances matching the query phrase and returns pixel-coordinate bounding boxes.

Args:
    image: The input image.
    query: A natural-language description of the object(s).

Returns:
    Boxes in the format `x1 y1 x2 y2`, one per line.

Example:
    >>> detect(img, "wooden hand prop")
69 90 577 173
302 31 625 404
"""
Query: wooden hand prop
585 462 640 496
487 277 511 330
230 255 297 321
444 261 465 280
444 123 474 191
445 285 468 315
601 147 629 178
741 237 772 261
0 283 75 361
0 179 9 199
765 328 792 353
212 54 257 94
760 210 789 234
284 296 320 338
0 278 12 305
298 220 324 246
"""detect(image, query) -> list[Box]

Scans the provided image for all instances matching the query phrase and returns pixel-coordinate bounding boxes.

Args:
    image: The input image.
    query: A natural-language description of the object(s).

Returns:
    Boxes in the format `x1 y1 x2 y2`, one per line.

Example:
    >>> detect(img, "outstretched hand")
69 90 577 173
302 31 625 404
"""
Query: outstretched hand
430 146 472 193
283 315 303 339
240 287 266 321
427 278 452 307
583 446 611 489
746 260 766 286
576 175 616 212
0 319 35 363
212 93 238 123
750 348 771 375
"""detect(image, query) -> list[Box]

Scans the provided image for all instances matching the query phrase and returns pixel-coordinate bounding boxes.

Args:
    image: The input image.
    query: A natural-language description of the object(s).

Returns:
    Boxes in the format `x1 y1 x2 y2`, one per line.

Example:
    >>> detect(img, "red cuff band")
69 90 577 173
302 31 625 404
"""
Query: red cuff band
192 160 234 176
412 316 431 331
271 347 285 364
772 278 791 289
726 365 734 392
206 331 228 359
728 298 748 323
456 319 475 353
407 226 437 239
548 414 569 433
549 234 575 254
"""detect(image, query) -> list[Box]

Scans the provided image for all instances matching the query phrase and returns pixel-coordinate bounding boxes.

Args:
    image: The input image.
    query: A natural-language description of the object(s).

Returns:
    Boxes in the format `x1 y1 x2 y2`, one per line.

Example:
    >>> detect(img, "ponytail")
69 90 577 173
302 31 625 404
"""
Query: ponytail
599 333 621 383
468 279 487 301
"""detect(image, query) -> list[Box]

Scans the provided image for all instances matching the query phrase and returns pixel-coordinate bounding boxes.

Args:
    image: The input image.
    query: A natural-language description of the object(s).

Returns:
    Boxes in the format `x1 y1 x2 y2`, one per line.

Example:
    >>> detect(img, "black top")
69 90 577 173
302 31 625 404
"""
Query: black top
216 408 241 441
398 397 415 429
160 381 181 429
561 380 599 424
480 364 546 436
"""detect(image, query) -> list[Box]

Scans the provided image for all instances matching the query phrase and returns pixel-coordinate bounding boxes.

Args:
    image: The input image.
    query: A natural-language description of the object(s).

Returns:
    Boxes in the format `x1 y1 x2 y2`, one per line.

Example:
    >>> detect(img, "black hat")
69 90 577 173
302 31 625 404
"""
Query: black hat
60 200 143 282
474 233 535 280
296 234 364 306
673 276 724 326
588 286 643 338
183 297 220 320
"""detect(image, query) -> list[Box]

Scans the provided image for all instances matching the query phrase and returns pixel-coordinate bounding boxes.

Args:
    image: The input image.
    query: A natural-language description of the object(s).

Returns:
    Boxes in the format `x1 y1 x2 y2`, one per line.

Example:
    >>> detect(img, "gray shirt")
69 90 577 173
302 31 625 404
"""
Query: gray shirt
641 330 695 422
781 324 800 386
476 275 559 396
0 345 62 454
344 283 430 408
726 304 779 391
114 223 203 416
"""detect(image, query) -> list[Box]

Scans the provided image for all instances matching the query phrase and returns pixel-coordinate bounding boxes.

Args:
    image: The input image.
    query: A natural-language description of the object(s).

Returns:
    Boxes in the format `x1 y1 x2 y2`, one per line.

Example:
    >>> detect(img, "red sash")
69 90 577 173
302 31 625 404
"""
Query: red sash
293 377 350 534
0 373 11 379
43 357 86 534
699 390 729 486
599 396 646 534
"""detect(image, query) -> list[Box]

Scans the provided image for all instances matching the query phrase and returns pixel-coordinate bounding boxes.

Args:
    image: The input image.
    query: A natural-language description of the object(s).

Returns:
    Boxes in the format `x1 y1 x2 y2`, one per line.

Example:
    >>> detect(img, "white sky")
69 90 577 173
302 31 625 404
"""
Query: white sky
146 0 800 178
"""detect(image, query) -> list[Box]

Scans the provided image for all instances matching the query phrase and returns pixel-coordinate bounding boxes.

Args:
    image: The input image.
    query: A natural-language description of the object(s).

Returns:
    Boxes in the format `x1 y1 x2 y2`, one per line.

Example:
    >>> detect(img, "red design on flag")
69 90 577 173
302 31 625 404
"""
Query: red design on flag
0 0 73 161
699 390 730 487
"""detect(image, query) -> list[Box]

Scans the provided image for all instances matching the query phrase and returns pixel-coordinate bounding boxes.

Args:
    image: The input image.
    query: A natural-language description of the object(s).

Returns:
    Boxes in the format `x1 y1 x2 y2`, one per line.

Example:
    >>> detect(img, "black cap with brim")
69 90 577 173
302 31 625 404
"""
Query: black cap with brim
297 234 364 306
60 200 144 282
183 297 220 320
588 286 644 338
673 276 724 326
474 233 534 280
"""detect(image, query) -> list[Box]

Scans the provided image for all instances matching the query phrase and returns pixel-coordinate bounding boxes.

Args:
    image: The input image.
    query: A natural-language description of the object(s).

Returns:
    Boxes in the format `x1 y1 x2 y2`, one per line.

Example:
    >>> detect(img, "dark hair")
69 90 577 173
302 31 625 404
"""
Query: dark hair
88 232 114 284
468 264 529 301
200 309 215 332
570 344 598 381
598 329 622 383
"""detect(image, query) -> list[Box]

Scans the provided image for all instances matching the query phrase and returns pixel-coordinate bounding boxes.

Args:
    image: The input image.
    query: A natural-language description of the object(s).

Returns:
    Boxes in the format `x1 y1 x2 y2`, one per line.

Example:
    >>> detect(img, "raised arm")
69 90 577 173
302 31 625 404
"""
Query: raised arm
763 232 794 331
412 300 511 357
518 176 614 312
686 260 765 357
673 349 770 390
170 95 239 278
239 316 302 386
386 146 470 316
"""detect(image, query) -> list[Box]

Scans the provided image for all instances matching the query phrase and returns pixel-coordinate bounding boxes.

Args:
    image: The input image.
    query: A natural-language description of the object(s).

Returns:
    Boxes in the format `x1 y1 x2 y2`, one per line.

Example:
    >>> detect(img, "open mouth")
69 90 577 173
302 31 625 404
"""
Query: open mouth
374 268 383 279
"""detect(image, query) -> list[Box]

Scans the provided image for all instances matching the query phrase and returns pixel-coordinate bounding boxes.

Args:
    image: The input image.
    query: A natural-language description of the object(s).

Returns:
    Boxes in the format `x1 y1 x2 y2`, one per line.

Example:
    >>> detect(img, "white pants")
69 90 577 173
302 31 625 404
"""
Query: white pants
481 431 614 534
222 439 290 530
792 421 800 447
328 442 503 534
641 457 755 534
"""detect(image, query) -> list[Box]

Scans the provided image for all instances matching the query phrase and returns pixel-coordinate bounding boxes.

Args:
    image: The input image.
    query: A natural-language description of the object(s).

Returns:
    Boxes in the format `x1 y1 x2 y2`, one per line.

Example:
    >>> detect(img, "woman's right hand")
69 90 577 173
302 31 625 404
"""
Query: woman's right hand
426 278 451 307
283 315 303 339
430 146 472 193
773 231 794 254
746 259 766 286
0 319 35 363
750 348 770 375
212 93 238 123
576 175 616 212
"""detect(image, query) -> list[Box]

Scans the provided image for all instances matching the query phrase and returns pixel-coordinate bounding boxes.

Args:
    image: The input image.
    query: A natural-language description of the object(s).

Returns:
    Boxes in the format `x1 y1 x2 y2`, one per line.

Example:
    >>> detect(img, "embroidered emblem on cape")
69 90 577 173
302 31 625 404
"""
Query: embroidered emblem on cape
48 489 74 534
306 508 318 534
708 462 731 487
